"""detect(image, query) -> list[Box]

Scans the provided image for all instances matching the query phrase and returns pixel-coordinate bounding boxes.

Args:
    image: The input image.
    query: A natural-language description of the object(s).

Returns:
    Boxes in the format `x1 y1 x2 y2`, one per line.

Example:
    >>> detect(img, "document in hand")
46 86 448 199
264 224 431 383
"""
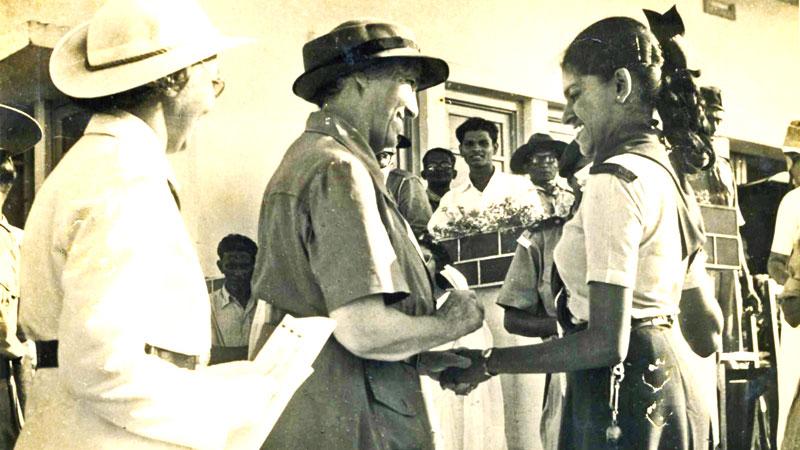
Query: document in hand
435 264 470 308
240 312 336 446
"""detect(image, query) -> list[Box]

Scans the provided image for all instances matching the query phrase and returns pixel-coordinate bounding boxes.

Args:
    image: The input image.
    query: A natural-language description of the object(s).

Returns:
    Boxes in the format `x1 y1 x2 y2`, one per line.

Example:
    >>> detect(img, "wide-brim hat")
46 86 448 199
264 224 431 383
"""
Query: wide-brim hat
293 20 449 103
50 0 249 99
783 120 800 156
510 133 568 174
0 105 43 155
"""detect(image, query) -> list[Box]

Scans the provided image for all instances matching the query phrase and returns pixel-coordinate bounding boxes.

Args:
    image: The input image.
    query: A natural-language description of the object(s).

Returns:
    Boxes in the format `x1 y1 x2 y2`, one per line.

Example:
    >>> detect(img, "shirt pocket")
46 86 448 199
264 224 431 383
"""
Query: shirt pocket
363 360 419 417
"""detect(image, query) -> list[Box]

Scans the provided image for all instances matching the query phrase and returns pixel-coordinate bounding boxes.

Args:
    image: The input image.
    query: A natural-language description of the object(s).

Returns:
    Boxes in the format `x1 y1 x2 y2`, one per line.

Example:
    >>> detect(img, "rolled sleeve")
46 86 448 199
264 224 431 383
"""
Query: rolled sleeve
583 174 643 288
496 242 543 313
307 156 410 312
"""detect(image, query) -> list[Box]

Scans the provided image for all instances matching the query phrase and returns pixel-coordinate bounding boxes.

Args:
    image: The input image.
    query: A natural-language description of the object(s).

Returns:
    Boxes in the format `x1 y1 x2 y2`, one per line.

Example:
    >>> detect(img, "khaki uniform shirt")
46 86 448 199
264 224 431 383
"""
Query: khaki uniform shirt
252 110 435 450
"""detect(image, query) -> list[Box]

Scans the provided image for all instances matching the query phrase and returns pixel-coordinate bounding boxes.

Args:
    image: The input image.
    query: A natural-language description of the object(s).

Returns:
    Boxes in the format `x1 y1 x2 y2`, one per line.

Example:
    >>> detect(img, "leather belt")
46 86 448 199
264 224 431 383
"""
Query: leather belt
631 315 674 330
35 340 199 370
35 340 59 369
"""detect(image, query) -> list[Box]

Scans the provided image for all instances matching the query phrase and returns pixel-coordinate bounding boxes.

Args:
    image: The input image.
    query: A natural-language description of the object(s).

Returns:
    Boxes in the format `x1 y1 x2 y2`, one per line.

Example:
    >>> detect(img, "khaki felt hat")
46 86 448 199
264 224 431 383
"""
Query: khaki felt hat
293 20 449 103
510 133 568 175
49 0 249 99
0 105 43 155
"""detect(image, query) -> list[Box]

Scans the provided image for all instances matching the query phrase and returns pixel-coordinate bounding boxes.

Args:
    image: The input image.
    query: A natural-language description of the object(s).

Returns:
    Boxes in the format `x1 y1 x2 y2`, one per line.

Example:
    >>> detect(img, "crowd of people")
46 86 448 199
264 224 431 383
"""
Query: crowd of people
0 0 799 449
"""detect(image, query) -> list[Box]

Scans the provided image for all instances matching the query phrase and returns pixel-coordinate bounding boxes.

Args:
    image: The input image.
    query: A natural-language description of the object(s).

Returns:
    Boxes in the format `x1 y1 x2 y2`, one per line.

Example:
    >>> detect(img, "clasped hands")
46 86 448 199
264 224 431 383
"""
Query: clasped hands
417 348 492 396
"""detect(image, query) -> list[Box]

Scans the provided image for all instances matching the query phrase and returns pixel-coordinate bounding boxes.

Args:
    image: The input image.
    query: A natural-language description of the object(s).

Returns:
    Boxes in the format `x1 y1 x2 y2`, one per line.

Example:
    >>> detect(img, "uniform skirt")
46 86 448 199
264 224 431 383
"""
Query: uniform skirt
557 323 710 450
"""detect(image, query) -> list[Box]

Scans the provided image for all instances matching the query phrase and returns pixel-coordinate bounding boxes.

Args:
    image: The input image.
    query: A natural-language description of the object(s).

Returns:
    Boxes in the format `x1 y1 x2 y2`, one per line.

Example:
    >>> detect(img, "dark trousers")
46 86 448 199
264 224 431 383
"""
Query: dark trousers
558 325 710 450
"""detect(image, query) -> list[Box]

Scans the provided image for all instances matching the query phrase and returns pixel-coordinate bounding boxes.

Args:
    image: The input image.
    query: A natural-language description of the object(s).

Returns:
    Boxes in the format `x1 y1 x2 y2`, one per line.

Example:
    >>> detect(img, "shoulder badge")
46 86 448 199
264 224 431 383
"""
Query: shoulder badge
589 163 638 183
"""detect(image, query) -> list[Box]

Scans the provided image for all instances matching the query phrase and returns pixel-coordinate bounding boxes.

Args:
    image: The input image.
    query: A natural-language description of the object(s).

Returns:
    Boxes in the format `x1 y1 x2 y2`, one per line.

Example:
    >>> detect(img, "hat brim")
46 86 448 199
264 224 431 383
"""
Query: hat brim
0 105 43 154
784 146 800 156
50 21 251 99
292 48 449 103
509 140 567 174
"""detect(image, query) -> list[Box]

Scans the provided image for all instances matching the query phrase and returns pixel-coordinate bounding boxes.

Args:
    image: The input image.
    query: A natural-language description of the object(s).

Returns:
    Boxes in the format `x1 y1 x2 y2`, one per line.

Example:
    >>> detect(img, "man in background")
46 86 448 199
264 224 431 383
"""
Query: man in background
209 234 258 364
509 133 574 217
0 104 41 449
769 120 800 284
421 147 457 211
428 117 538 233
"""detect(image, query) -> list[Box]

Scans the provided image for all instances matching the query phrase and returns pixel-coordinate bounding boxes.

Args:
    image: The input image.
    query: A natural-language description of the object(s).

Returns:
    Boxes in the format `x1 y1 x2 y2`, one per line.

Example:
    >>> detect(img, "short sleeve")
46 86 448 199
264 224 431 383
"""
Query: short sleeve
307 156 410 312
396 176 433 237
496 238 543 314
583 173 644 288
771 193 800 255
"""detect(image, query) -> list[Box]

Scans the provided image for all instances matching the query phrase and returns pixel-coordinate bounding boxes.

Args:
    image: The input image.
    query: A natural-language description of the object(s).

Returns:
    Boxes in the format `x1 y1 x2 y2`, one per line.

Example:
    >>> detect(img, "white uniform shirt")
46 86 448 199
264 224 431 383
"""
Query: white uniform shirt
209 286 256 347
771 186 800 256
553 152 708 321
18 110 276 449
427 170 541 233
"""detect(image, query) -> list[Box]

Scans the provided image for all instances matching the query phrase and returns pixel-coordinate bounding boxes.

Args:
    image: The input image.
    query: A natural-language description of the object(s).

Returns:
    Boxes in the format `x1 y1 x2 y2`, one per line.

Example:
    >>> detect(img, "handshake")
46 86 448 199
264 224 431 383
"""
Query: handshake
417 348 494 396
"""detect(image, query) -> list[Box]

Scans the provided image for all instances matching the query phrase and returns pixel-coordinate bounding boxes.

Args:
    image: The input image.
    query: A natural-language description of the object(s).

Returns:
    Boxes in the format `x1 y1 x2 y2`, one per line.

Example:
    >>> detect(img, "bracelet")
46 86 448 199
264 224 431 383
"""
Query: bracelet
481 347 496 377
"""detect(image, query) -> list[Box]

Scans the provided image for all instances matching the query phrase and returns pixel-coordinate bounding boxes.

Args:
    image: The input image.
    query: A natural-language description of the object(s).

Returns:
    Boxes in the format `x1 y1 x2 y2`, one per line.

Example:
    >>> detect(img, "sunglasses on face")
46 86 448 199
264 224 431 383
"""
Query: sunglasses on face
424 162 454 171
529 154 558 164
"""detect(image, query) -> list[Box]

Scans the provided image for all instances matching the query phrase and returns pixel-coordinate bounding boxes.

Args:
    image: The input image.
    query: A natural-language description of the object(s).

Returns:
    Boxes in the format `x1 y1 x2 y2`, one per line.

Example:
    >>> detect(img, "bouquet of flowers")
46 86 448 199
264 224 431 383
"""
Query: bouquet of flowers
430 195 572 240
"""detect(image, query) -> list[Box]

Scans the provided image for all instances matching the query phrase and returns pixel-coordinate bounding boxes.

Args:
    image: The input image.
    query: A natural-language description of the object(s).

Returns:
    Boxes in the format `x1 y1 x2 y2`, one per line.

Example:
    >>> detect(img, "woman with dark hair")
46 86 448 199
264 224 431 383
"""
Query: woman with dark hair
440 9 723 450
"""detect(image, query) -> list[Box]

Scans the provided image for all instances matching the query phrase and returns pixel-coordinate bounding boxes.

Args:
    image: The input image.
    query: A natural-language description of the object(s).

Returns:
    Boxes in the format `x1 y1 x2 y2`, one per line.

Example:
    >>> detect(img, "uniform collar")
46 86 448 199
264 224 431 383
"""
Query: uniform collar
305 109 397 207
83 109 177 186
217 285 254 310
595 125 663 164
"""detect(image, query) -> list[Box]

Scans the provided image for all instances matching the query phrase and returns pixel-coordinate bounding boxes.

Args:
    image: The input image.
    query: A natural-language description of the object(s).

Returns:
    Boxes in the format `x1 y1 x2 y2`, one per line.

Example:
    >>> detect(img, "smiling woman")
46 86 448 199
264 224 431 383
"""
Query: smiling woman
438 9 724 450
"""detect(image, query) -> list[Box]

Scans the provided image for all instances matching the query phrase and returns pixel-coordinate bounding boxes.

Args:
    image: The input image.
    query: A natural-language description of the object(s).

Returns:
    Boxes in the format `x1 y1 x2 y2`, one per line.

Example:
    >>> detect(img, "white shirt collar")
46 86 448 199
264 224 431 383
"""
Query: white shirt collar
83 109 177 186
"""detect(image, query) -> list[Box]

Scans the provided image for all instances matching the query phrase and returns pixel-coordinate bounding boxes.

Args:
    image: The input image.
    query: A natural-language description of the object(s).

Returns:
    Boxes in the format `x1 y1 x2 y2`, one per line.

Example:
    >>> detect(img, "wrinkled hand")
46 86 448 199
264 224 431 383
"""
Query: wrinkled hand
437 290 484 339
417 350 472 381
439 349 492 395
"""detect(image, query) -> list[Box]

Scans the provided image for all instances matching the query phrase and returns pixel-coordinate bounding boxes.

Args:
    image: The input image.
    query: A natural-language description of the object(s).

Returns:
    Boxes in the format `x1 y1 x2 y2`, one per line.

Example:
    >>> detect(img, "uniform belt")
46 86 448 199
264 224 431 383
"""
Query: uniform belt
35 340 199 370
631 315 674 330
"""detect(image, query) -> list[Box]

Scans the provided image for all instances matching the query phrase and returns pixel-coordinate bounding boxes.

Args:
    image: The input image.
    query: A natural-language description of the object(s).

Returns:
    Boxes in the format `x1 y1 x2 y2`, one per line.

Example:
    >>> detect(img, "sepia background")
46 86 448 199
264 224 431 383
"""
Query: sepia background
1 0 799 448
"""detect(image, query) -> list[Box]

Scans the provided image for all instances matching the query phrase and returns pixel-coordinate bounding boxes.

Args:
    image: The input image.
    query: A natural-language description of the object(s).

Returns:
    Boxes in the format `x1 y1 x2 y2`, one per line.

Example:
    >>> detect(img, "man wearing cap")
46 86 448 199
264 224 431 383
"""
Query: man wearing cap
17 1 301 448
428 117 540 233
421 147 457 211
252 20 484 450
688 86 756 356
769 121 800 286
377 135 433 237
0 105 41 448
509 133 575 217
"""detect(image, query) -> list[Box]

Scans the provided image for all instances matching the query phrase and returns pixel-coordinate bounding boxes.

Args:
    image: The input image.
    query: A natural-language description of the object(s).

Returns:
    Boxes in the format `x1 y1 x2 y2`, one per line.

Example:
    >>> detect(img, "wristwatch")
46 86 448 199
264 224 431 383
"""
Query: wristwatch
481 347 496 377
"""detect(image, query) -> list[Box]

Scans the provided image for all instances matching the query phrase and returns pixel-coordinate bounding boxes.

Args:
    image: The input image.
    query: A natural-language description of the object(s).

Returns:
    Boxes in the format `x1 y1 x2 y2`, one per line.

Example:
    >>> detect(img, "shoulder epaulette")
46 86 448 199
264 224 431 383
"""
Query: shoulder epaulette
589 163 638 183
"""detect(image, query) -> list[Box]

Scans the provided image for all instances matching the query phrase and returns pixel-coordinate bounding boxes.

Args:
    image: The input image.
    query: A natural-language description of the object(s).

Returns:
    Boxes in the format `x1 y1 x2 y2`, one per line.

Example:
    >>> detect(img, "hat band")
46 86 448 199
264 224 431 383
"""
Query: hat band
314 36 419 71
85 47 170 71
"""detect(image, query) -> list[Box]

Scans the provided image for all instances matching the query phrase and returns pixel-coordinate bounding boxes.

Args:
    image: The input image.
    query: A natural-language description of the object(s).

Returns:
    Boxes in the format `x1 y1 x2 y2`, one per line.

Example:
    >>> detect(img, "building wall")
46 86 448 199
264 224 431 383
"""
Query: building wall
2 0 798 274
